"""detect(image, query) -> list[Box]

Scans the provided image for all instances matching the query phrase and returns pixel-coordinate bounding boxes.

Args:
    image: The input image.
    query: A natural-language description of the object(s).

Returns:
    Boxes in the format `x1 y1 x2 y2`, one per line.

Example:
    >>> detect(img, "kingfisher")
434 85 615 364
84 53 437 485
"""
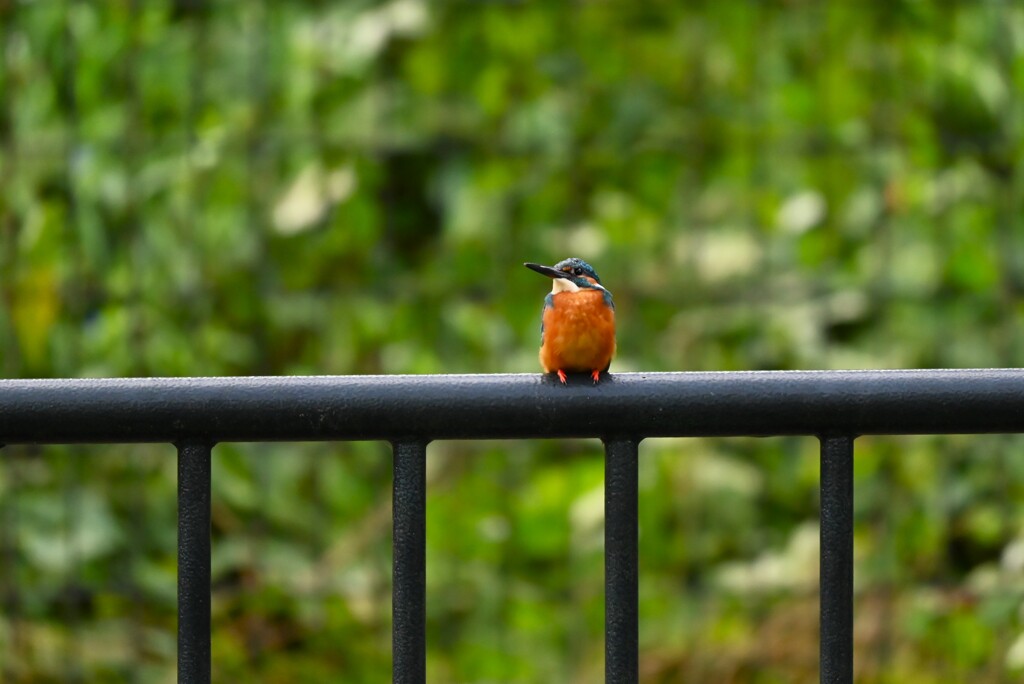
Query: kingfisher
524 257 616 384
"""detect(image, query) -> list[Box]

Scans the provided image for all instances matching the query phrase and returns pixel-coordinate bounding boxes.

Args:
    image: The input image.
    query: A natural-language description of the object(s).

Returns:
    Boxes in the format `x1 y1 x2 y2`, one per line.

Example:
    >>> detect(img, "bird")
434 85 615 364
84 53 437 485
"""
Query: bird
524 257 616 384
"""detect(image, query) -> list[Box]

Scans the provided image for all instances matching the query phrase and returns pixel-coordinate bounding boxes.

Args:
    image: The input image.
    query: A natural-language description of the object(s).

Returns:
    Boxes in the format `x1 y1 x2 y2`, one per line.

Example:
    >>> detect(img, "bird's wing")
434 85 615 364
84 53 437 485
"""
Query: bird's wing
540 292 554 344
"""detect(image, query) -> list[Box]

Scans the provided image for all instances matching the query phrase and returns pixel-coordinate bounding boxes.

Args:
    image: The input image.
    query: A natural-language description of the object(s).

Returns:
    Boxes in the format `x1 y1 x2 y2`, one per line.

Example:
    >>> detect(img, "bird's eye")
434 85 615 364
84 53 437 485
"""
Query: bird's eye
573 267 583 276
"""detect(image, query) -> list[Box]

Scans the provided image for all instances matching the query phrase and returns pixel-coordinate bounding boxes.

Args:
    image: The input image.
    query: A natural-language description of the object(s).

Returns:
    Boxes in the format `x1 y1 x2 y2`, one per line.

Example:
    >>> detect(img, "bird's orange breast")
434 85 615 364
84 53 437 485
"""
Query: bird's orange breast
540 290 616 374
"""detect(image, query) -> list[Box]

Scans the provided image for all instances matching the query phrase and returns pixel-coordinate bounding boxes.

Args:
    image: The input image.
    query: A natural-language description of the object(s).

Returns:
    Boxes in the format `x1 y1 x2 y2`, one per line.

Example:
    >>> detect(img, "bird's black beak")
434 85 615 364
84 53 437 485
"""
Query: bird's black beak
524 262 569 279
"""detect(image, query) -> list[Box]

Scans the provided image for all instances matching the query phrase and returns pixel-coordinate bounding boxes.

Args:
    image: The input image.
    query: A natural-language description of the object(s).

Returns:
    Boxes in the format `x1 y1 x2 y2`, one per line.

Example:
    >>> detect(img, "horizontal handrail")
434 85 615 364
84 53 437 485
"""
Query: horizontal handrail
1 369 1023 443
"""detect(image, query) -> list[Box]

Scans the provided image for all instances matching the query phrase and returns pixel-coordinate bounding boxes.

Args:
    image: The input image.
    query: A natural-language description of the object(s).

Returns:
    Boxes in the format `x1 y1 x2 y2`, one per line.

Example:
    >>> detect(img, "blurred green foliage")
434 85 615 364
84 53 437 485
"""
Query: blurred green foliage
2 0 1024 682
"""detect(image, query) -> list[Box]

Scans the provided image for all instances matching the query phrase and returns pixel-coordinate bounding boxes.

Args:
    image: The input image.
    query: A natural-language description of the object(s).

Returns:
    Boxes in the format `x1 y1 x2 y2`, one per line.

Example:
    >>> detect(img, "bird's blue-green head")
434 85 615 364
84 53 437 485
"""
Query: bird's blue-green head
524 257 606 292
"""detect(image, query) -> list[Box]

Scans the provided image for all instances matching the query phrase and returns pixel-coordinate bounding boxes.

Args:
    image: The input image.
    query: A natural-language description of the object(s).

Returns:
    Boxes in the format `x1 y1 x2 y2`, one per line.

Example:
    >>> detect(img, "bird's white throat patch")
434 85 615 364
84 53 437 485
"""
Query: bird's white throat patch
551 278 606 294
551 278 581 293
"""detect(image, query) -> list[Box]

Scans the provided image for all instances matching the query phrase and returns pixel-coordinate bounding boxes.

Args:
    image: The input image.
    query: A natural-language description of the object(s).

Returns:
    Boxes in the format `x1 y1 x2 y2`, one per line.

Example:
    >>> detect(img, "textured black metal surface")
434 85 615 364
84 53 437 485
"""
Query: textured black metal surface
177 441 212 684
2 370 1024 444
5 370 1021 682
605 438 639 684
392 440 427 684
820 436 854 684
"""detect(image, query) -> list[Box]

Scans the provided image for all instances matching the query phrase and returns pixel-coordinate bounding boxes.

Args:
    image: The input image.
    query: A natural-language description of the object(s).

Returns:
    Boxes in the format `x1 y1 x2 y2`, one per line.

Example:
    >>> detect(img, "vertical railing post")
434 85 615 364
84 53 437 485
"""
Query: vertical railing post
392 440 427 684
819 434 854 684
604 437 639 684
177 440 212 684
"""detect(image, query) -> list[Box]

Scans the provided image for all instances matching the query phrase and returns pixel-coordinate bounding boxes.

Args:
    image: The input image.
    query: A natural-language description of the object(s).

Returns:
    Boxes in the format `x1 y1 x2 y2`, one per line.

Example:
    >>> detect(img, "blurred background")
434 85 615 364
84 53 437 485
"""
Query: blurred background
1 0 1024 681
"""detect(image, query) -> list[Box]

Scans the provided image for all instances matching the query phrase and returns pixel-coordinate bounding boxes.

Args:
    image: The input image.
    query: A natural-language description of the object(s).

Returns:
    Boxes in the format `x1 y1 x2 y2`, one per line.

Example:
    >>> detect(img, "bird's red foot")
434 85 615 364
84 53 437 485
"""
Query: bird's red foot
557 369 567 384
591 369 601 384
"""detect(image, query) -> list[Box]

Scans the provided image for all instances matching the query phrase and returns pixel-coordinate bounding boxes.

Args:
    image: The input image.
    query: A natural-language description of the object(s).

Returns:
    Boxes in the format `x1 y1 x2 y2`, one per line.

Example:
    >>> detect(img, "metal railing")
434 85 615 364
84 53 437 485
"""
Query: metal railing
3 369 1024 683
